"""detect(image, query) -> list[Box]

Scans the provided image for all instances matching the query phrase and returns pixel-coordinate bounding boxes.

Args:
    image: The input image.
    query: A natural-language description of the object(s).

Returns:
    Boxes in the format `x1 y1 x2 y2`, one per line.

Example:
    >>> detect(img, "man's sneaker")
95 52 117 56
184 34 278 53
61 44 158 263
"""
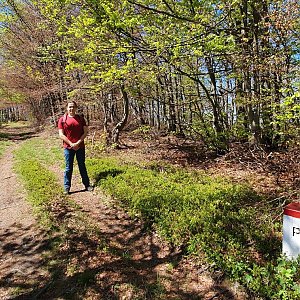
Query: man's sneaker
64 188 70 195
85 186 94 192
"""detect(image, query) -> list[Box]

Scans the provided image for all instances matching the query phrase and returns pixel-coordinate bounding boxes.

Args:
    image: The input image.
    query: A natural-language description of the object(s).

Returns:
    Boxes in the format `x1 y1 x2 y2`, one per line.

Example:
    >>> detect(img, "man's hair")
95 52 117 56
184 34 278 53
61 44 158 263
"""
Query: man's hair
67 100 78 108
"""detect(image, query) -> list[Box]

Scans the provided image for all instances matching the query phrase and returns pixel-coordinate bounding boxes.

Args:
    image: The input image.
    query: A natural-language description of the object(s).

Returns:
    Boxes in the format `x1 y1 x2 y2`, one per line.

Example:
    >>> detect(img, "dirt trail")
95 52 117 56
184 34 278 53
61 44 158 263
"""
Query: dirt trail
0 127 245 299
51 169 242 299
0 142 50 299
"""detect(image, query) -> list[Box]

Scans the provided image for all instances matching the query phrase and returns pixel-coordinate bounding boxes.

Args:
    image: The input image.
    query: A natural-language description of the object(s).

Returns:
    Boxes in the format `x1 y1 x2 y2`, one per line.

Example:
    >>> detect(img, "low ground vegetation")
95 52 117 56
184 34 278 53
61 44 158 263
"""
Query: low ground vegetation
0 140 12 157
86 156 300 299
1 122 300 299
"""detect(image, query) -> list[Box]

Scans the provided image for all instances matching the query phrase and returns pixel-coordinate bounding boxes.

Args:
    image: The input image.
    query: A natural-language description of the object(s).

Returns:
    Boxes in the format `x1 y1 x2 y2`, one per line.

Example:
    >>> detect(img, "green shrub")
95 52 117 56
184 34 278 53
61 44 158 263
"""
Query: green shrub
87 157 300 299
242 257 300 299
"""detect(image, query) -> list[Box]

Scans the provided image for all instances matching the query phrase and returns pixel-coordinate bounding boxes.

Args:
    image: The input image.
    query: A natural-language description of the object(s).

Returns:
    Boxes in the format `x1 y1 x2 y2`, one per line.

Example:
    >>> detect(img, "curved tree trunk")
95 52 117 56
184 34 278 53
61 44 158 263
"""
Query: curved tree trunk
111 85 129 145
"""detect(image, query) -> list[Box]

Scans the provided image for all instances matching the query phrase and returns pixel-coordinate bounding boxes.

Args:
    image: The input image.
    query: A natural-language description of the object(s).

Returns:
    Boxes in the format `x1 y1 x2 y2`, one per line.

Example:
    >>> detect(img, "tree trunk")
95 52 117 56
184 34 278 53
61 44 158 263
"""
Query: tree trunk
111 85 129 145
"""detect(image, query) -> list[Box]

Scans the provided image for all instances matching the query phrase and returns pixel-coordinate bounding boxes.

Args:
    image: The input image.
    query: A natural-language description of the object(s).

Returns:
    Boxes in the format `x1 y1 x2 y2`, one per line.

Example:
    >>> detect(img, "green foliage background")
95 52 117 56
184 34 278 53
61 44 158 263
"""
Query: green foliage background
1 0 299 148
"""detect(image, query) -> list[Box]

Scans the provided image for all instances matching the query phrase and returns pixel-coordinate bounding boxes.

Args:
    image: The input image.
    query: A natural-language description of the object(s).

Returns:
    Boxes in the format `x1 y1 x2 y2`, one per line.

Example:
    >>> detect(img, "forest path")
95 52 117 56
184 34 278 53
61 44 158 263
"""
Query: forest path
0 125 244 299
43 130 244 299
0 132 50 299
46 158 222 299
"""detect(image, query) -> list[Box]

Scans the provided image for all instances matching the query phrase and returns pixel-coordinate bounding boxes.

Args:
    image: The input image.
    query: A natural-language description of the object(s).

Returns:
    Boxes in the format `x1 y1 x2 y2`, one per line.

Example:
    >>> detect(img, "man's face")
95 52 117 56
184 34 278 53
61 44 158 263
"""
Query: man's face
67 103 77 116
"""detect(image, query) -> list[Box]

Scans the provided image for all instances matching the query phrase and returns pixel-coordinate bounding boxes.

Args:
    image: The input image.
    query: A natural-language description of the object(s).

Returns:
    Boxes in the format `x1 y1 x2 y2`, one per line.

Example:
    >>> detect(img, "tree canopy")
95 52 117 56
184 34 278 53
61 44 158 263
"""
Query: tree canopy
0 0 299 149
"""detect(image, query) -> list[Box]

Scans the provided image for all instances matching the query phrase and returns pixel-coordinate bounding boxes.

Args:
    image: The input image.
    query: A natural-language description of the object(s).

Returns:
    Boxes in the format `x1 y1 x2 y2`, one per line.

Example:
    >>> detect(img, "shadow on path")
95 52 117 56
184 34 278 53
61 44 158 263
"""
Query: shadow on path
8 187 238 300
0 195 238 299
0 128 240 299
0 223 51 299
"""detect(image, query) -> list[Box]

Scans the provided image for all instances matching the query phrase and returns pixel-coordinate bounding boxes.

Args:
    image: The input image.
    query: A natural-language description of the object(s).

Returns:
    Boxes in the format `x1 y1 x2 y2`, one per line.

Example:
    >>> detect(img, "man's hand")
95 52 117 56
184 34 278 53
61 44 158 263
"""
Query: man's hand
72 144 80 151
70 140 82 151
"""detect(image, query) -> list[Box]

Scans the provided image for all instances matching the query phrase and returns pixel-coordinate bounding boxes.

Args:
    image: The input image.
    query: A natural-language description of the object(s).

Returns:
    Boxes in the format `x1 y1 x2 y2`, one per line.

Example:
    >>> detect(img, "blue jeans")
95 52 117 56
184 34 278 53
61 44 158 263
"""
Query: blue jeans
64 147 90 191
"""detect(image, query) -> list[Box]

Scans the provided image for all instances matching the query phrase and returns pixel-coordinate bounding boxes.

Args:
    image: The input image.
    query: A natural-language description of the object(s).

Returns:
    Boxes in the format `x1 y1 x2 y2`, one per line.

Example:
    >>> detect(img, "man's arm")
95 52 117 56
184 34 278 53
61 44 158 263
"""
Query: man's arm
73 125 88 148
58 128 74 148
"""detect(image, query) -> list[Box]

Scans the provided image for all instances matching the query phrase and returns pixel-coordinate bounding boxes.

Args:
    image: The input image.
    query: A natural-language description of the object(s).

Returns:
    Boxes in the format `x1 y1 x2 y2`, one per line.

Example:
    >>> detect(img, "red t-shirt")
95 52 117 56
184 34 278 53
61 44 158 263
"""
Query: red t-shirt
58 114 86 149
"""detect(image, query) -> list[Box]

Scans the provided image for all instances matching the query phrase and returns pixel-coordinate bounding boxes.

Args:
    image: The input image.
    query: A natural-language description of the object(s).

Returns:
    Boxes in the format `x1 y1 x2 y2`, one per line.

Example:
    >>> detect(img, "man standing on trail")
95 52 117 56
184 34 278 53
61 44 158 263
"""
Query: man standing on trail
58 101 93 195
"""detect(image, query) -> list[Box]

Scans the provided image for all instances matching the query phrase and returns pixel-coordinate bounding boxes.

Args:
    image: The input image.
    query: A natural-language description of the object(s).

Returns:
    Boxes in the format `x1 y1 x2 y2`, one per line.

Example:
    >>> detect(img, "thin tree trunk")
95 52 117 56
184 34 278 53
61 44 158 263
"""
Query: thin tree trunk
111 85 129 145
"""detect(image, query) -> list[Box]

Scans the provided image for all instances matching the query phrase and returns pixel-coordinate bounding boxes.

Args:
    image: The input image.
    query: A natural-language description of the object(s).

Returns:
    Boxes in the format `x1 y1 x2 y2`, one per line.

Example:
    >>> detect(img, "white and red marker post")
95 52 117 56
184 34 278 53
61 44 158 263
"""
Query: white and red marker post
283 202 300 260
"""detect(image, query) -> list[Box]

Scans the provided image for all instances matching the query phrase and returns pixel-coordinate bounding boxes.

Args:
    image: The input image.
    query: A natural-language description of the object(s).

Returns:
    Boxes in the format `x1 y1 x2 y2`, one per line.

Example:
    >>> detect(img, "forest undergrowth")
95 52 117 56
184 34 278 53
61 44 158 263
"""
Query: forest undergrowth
87 125 300 299
1 122 300 299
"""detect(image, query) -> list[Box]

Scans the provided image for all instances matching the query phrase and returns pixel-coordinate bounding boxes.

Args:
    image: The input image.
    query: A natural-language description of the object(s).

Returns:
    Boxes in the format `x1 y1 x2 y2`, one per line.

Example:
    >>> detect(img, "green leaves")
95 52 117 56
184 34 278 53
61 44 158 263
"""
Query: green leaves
1 0 299 147
272 88 300 145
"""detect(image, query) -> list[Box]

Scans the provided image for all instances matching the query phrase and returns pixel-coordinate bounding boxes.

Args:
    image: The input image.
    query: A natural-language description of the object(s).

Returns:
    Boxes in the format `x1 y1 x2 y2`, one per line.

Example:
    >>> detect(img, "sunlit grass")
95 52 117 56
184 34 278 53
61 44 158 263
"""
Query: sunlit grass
1 121 31 128
17 137 63 166
0 140 13 157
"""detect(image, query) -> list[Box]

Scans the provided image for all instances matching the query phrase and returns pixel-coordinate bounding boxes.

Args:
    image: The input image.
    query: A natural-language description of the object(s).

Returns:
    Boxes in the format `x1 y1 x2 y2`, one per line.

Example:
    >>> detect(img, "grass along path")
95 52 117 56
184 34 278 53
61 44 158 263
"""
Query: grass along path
2 123 299 299
9 130 245 299
0 141 51 299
